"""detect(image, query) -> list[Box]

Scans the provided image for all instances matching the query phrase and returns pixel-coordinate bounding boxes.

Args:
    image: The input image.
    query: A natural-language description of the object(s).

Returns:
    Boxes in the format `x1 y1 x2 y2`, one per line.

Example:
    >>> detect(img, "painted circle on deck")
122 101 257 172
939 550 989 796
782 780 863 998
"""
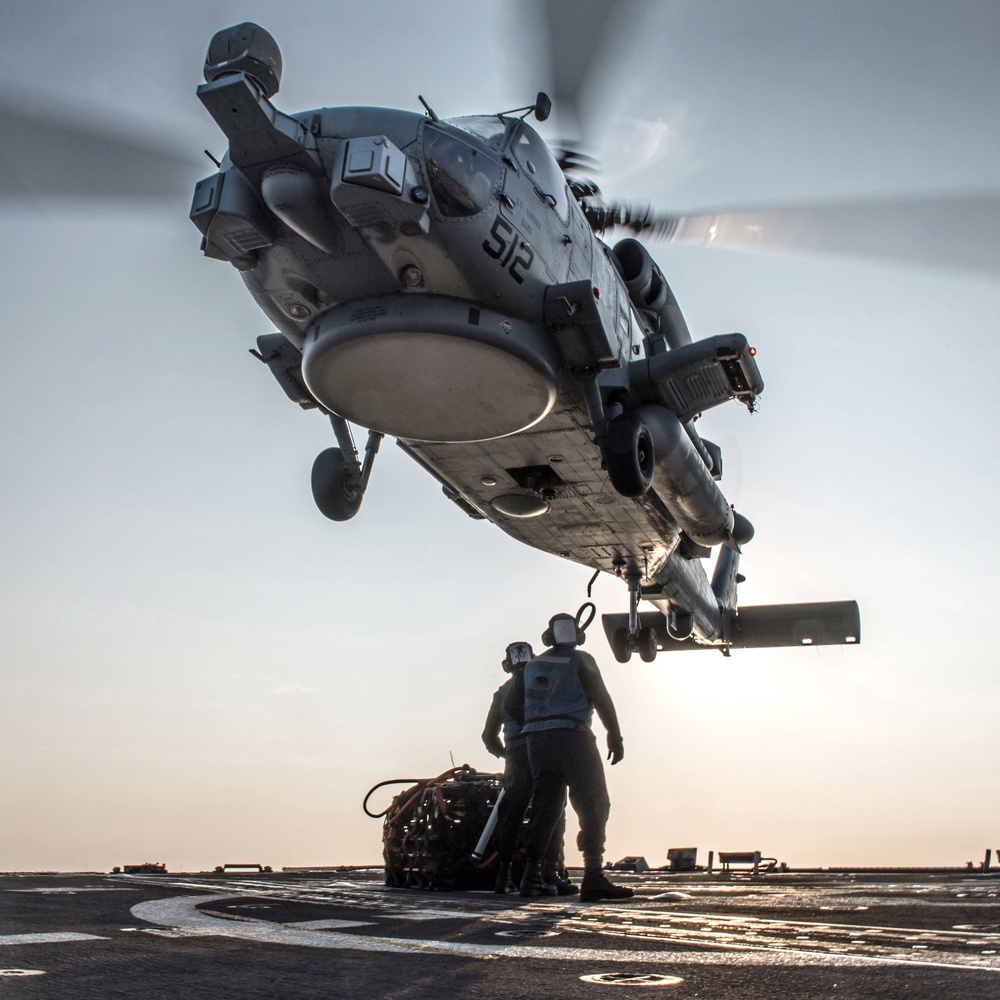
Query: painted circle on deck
0 969 46 977
580 973 684 987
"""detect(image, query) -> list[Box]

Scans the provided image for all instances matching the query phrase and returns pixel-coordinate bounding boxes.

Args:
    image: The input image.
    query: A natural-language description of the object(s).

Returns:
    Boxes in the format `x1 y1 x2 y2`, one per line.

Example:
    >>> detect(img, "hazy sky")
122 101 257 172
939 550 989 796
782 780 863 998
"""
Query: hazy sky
1 0 998 873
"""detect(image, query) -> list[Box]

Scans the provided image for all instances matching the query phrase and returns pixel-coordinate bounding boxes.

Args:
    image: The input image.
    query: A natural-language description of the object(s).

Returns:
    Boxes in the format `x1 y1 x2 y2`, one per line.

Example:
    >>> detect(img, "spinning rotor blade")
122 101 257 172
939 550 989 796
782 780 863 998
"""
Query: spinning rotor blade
0 98 201 201
606 195 1000 274
522 0 649 144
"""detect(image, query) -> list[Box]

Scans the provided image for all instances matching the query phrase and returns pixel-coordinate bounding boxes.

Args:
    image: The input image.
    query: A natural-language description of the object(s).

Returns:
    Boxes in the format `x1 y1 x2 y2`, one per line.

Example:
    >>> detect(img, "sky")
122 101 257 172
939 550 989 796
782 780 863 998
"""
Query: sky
1 0 998 873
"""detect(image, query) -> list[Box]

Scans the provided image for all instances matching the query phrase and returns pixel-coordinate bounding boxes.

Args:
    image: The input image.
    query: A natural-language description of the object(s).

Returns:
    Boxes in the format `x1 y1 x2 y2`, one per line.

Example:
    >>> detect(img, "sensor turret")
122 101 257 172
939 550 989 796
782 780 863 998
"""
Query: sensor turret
204 22 282 98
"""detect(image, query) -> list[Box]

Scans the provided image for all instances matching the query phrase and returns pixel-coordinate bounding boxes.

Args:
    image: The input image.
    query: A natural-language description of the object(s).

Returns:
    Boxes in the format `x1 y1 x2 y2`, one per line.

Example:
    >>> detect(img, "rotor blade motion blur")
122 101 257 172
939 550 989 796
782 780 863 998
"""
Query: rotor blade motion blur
605 195 1000 274
522 0 650 144
0 99 200 201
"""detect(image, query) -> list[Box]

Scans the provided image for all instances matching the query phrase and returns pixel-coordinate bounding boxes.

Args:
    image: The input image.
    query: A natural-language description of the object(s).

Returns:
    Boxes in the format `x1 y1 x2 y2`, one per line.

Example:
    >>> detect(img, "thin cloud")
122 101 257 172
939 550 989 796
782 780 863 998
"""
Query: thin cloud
271 684 316 696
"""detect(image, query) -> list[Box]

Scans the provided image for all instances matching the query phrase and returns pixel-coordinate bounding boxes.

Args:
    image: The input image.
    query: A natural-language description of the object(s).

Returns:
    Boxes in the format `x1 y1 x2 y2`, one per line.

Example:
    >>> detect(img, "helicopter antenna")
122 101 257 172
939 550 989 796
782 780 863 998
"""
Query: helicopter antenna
417 95 440 122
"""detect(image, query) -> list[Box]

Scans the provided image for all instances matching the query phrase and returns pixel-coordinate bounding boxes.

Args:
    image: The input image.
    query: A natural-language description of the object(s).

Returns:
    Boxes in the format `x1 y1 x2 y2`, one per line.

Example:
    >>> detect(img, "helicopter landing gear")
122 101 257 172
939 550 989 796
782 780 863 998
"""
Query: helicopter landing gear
636 625 658 663
312 447 362 520
312 415 383 521
610 625 658 664
611 626 631 663
606 411 654 498
610 572 659 663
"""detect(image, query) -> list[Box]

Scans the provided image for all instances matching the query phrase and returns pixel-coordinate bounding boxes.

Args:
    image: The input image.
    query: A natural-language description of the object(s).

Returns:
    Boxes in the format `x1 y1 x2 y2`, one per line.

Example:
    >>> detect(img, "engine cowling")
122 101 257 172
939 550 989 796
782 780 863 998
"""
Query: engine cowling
612 238 691 350
635 404 734 547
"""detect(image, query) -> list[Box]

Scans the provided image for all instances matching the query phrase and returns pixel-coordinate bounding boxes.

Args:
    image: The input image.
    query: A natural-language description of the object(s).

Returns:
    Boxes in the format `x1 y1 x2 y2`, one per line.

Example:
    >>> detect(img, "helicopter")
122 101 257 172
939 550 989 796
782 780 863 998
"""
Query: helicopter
186 20 861 662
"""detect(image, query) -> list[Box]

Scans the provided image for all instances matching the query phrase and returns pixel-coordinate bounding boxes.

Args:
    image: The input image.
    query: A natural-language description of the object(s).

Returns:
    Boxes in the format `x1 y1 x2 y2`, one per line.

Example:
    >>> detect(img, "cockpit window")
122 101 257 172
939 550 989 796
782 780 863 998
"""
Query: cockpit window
511 123 569 222
423 123 501 218
447 116 510 150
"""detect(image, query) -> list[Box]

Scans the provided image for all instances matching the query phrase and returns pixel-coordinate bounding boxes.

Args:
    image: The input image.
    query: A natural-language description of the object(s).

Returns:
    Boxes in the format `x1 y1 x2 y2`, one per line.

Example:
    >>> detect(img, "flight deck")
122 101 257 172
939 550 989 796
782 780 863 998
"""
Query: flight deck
2 867 997 998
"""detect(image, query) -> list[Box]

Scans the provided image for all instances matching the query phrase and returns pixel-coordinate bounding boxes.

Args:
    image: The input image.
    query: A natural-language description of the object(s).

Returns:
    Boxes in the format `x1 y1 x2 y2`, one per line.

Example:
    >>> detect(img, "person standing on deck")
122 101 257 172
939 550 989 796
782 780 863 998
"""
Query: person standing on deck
482 641 574 895
506 609 633 902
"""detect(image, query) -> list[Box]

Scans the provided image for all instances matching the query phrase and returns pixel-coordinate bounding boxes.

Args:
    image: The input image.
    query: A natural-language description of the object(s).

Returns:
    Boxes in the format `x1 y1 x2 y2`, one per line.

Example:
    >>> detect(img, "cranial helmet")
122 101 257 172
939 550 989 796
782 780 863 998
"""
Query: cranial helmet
502 641 534 672
541 602 597 647
542 613 585 647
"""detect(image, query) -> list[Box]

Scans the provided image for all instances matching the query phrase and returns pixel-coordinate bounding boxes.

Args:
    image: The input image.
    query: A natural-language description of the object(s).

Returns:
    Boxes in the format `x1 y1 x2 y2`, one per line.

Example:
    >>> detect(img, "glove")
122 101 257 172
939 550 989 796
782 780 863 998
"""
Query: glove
607 734 624 765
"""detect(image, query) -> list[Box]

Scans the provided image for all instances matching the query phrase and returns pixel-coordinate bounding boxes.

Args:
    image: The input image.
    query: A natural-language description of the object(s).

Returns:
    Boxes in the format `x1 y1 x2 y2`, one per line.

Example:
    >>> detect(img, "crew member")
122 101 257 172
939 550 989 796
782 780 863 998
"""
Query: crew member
506 610 632 902
482 642 574 895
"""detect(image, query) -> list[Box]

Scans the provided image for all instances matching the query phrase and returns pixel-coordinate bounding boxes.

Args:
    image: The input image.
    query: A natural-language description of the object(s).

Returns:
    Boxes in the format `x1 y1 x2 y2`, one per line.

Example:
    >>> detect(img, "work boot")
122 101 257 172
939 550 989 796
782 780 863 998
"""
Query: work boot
519 859 558 898
579 870 634 902
543 866 578 896
494 861 516 895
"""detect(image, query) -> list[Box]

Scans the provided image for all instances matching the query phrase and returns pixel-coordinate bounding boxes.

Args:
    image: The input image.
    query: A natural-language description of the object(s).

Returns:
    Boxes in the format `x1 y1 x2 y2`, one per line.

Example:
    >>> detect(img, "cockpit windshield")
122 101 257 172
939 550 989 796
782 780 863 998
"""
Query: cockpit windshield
446 116 510 150
422 123 501 218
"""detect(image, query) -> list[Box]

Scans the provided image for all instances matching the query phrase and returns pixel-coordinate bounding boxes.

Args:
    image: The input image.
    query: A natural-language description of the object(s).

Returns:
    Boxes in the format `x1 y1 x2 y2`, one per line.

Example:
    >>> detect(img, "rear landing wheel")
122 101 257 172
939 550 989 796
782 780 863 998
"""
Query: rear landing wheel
637 626 657 663
312 447 362 521
611 627 632 663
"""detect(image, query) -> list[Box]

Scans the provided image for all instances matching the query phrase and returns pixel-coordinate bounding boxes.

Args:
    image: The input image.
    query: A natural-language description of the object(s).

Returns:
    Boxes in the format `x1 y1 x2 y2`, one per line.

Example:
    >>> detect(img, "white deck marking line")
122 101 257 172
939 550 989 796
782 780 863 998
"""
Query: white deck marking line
118 876 1000 963
121 878 540 923
119 877 1000 960
566 910 1000 947
286 919 376 930
0 933 108 945
556 916 1000 969
650 908 1000 940
130 895 1000 971
8 888 134 893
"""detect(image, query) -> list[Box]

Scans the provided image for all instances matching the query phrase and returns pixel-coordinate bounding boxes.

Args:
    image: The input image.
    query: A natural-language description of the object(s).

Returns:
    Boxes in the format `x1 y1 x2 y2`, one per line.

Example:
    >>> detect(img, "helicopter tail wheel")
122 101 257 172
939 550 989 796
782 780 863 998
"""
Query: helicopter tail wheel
311 447 363 521
611 627 632 663
606 412 654 498
637 626 657 663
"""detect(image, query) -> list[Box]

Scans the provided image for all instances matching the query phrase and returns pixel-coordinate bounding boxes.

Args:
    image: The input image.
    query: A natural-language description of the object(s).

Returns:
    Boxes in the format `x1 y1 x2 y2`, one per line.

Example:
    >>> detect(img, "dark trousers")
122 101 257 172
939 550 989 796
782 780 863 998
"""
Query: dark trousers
495 741 566 865
523 728 610 861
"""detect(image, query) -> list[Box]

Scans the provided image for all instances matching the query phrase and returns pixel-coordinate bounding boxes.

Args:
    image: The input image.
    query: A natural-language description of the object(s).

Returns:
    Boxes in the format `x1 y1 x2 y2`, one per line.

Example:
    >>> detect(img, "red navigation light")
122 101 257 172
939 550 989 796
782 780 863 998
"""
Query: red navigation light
593 287 601 299
748 346 757 356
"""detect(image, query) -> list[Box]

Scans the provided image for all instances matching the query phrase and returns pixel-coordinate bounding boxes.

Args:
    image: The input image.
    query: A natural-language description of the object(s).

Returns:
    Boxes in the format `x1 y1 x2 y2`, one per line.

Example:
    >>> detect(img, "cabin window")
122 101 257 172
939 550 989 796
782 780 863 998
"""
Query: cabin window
423 124 501 218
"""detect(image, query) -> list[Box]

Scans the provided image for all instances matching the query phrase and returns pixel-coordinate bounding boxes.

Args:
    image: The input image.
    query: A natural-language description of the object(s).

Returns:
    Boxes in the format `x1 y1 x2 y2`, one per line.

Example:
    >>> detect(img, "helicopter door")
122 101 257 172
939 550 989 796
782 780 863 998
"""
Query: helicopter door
498 171 555 282
498 124 573 282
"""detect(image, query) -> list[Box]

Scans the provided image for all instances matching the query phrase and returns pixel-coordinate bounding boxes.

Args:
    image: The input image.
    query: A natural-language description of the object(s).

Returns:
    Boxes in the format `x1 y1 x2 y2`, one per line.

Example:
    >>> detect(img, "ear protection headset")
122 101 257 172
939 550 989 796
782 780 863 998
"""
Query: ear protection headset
541 602 597 647
502 641 534 672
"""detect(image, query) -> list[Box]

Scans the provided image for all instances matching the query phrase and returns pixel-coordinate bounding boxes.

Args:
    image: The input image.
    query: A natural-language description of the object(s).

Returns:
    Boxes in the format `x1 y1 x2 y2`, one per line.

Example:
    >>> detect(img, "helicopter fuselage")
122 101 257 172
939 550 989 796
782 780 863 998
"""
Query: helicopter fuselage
191 66 858 658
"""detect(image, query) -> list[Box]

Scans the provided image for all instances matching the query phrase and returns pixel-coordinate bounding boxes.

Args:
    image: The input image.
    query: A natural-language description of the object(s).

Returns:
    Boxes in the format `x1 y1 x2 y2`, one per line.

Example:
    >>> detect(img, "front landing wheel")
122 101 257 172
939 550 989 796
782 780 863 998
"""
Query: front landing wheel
312 447 362 521
606 412 654 498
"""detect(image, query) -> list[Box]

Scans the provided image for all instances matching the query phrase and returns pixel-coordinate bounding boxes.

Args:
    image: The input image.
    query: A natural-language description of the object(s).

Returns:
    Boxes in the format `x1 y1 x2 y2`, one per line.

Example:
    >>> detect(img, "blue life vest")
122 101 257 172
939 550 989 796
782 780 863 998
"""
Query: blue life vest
521 646 593 733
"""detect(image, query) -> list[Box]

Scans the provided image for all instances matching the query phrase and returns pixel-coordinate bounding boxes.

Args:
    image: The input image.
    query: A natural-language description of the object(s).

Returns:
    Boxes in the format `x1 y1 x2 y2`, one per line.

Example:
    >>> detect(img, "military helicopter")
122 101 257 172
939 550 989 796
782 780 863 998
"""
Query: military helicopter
9 14 992 664
185 20 866 662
